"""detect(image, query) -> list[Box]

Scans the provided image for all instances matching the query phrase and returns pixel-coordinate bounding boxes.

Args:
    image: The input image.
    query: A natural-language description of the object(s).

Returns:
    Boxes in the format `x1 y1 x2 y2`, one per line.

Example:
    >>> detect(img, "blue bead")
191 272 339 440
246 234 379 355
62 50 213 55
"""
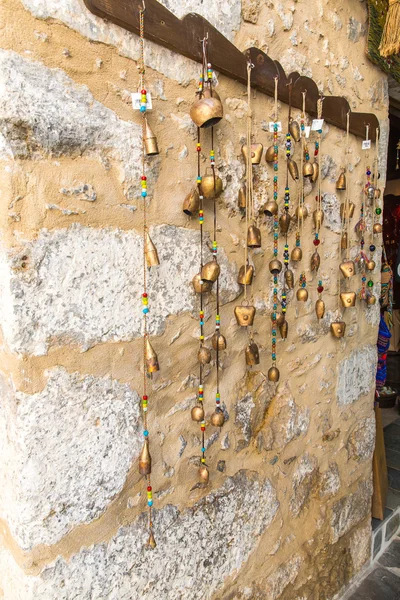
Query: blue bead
144 430 149 436
202 447 205 452
143 308 149 314
140 106 146 113
141 191 147 197
148 500 153 506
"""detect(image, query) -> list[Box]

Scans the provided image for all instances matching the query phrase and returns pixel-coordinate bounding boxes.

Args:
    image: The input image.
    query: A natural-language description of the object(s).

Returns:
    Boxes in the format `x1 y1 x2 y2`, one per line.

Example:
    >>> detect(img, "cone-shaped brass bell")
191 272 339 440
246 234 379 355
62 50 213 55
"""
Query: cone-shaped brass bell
268 366 280 382
341 232 348 250
192 273 213 293
145 337 159 374
285 269 294 289
183 188 200 216
303 161 313 178
291 246 303 262
289 119 301 142
245 341 260 365
288 158 299 181
279 212 291 234
311 250 320 272
264 200 279 217
199 464 209 483
242 143 264 165
238 185 247 209
198 346 211 364
265 145 275 163
234 304 256 326
339 260 355 278
340 291 356 308
279 319 288 339
144 119 159 156
311 162 319 183
366 260 376 271
269 259 283 275
210 408 225 427
336 170 346 190
375 188 381 199
373 223 382 234
367 294 376 305
315 298 325 320
201 261 220 283
238 263 254 285
200 174 223 199
148 531 157 549
139 439 152 475
191 404 205 422
330 321 346 338
247 225 262 248
145 231 160 267
340 202 355 220
212 332 227 351
313 209 324 229
275 312 286 327
295 205 308 219
297 287 308 301
190 88 223 128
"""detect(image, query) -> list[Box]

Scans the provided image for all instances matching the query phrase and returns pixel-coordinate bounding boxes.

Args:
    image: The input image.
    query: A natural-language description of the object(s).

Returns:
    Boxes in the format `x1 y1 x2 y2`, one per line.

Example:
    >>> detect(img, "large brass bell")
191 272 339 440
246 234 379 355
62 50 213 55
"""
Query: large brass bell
339 260 355 278
242 143 264 165
289 119 301 142
144 119 159 156
234 304 256 326
303 161 313 178
265 145 275 163
238 263 254 285
145 231 160 267
247 225 262 248
367 294 376 306
200 173 223 199
336 170 346 191
139 439 152 475
285 269 294 289
199 464 209 483
198 346 212 364
268 366 280 382
297 287 308 301
245 341 260 365
269 259 282 275
201 261 220 283
145 338 159 373
238 185 246 209
264 200 278 217
183 188 200 216
311 162 319 183
190 88 223 128
313 209 324 229
288 158 299 181
279 212 291 234
279 319 288 339
295 205 308 219
340 291 356 308
192 273 213 293
311 250 320 271
291 246 302 261
191 404 205 422
373 223 382 234
212 332 227 351
340 202 355 220
315 299 325 320
210 408 225 427
330 321 346 338
366 260 376 271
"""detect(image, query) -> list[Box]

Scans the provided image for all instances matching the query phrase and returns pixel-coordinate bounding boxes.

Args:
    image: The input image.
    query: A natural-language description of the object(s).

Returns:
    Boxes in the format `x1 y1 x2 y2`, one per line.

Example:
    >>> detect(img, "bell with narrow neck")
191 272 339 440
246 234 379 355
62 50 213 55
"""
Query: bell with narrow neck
139 439 152 475
145 337 159 374
144 118 159 156
145 231 160 267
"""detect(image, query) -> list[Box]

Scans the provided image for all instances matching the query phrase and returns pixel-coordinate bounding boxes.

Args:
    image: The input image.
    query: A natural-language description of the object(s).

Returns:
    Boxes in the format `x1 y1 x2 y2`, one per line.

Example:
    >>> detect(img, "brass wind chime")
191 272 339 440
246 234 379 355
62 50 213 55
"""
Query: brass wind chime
295 92 309 303
312 97 325 321
189 38 224 485
136 3 160 549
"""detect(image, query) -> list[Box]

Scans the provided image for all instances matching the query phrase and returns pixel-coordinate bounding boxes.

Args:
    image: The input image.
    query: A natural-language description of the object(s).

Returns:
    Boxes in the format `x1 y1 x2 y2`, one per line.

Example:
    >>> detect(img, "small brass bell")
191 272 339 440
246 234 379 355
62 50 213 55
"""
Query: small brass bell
238 263 254 285
265 145 275 163
366 260 376 271
367 294 376 306
264 200 279 217
373 223 382 234
247 225 262 248
234 304 256 327
279 212 291 234
145 231 160 267
295 205 308 219
339 260 355 278
285 269 294 289
183 188 200 216
198 346 211 364
315 298 325 320
340 291 356 308
275 312 285 326
245 341 260 365
268 366 280 382
192 273 212 294
144 119 159 156
291 246 302 261
288 158 299 181
375 188 381 199
297 287 308 302
341 232 348 250
210 408 225 427
330 321 346 338
289 119 301 142
336 170 346 191
269 259 282 275
190 88 223 128
201 174 223 199
139 439 151 475
199 464 209 483
148 531 157 549
242 143 264 165
212 332 227 351
191 404 205 422
145 337 159 374
311 162 319 183
303 161 313 178
201 261 220 283
313 209 324 229
311 250 320 271
279 319 288 339
340 202 355 220
238 185 246 209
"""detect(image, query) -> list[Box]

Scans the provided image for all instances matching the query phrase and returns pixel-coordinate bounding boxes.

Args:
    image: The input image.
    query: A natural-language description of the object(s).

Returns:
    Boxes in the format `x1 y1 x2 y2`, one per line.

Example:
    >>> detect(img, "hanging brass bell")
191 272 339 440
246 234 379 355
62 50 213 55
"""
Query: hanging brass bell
199 464 209 483
269 259 282 275
145 337 159 374
264 200 279 216
183 188 200 216
311 162 319 183
198 346 211 364
341 232 348 250
313 209 324 229
148 531 157 549
242 143 264 165
289 119 301 142
288 158 299 181
200 174 223 199
275 312 286 326
144 119 159 156
295 205 308 219
285 269 294 289
311 250 320 271
265 145 275 163
366 186 375 201
340 291 356 308
336 170 346 191
375 188 381 199
303 161 313 178
247 225 262 248
201 261 220 283
291 246 302 261
373 223 382 234
245 341 260 365
234 304 256 326
268 366 280 382
279 319 288 339
330 321 346 338
279 212 291 234
366 260 376 271
297 287 308 301
339 260 355 278
191 404 205 422
145 231 160 267
238 185 246 209
210 408 225 427
212 332 227 351
192 273 213 293
190 88 223 128
367 294 376 306
238 263 254 285
315 298 325 320
340 202 355 220
139 439 151 475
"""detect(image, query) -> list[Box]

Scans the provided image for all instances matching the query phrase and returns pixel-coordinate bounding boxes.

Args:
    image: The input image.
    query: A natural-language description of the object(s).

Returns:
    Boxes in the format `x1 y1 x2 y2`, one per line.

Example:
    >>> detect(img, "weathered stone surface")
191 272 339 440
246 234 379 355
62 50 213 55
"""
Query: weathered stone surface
318 462 341 498
349 523 371 572
331 479 373 542
322 192 341 233
241 0 262 24
347 415 376 462
0 368 141 550
264 555 302 599
337 345 377 406
290 453 319 516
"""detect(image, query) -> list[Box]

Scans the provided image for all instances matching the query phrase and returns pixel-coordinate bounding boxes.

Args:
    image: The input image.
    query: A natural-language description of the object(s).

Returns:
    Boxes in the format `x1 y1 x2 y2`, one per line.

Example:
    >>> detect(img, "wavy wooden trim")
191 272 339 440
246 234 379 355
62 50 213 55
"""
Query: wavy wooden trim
83 0 380 141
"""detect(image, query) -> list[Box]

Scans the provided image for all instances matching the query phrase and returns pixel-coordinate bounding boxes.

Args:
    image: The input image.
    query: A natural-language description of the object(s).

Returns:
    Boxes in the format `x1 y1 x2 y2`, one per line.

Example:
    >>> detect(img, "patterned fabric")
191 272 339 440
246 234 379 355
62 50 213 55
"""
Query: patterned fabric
366 0 400 84
376 315 391 391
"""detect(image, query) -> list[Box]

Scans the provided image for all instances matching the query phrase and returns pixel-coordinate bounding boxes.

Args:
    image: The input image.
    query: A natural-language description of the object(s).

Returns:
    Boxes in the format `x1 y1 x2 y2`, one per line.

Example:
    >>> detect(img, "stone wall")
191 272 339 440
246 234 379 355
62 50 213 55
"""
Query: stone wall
0 0 389 598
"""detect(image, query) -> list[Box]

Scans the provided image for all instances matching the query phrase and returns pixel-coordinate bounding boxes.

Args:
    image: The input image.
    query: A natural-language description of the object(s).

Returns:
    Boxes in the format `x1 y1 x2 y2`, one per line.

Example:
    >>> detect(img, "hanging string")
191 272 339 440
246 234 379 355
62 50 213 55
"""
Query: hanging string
244 60 253 301
345 112 351 261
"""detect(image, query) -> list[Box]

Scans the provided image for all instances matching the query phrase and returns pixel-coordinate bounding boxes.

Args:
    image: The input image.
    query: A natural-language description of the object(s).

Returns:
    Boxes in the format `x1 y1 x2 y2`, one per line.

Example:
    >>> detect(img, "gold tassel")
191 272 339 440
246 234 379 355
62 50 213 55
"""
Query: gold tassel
379 0 400 57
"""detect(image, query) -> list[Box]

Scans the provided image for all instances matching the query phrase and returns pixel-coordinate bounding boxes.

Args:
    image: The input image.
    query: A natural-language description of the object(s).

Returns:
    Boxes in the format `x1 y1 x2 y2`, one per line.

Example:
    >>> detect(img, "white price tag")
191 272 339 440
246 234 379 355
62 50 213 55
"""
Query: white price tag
132 92 153 111
311 119 324 131
269 121 282 132
304 126 311 138
362 140 371 150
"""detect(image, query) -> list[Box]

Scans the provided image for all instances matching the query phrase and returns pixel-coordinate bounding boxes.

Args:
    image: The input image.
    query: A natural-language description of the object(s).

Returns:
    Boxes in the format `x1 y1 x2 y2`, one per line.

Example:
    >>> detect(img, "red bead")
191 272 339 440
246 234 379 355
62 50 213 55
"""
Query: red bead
147 486 152 491
141 176 147 181
313 239 320 246
141 89 146 94
143 395 148 400
142 293 148 297
317 286 324 293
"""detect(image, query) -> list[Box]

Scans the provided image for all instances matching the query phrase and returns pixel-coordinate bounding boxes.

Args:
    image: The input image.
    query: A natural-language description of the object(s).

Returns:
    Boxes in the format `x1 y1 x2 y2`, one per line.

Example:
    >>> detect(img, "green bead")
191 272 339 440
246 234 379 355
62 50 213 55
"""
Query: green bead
375 207 382 215
367 280 373 288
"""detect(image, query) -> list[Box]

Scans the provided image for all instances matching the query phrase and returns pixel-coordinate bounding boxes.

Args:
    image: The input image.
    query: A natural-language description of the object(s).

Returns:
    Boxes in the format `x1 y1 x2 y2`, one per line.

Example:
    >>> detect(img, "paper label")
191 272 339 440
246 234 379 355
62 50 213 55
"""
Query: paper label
362 140 371 150
132 92 153 110
269 121 282 132
304 126 311 138
311 119 324 131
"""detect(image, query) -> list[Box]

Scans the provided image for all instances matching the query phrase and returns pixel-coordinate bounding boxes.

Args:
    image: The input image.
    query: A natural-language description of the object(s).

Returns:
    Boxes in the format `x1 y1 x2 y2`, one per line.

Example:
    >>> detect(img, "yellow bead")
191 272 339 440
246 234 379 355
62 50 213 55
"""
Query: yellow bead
201 458 206 463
